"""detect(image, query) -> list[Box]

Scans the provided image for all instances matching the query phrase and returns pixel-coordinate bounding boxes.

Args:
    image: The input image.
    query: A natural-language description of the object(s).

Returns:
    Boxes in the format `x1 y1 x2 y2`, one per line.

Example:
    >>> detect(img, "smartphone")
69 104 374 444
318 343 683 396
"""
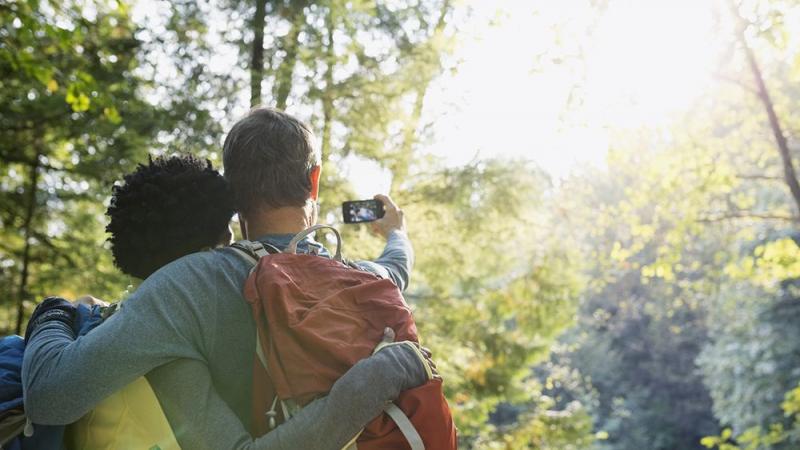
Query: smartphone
342 199 385 224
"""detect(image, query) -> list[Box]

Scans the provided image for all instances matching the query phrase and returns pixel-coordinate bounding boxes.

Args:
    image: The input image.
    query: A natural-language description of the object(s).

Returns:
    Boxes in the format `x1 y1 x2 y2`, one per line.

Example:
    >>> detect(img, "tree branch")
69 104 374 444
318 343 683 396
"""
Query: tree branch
697 212 797 223
31 232 79 268
714 72 758 95
736 174 783 181
0 152 79 175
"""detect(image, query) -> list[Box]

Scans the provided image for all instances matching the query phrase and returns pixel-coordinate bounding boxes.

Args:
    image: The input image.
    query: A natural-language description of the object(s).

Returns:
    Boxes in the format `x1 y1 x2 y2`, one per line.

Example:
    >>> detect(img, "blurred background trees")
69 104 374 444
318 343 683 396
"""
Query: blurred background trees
1 0 163 332
2 0 800 448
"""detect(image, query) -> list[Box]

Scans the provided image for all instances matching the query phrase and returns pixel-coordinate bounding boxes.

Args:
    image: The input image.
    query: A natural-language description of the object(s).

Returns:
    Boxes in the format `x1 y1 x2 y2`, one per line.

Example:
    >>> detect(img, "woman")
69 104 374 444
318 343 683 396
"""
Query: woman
66 154 235 449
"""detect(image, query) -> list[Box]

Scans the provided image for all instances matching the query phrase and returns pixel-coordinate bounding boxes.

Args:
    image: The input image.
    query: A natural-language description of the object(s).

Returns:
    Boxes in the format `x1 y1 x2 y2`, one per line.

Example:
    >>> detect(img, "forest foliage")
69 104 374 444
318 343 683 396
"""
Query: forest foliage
2 0 800 448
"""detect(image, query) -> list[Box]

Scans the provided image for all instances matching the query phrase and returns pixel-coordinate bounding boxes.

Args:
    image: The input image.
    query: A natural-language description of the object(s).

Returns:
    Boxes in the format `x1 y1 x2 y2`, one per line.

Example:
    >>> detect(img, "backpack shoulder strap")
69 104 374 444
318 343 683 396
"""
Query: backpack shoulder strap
230 240 281 266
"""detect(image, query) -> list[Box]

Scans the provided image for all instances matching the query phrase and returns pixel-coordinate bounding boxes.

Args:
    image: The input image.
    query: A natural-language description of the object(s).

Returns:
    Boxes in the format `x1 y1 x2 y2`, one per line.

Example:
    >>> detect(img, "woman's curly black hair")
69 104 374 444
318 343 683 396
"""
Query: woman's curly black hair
106 155 235 279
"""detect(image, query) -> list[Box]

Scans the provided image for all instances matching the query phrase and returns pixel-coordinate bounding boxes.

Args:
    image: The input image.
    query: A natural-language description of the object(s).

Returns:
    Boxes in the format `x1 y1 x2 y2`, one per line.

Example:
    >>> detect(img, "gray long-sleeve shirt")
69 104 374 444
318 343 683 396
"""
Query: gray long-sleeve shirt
22 230 419 450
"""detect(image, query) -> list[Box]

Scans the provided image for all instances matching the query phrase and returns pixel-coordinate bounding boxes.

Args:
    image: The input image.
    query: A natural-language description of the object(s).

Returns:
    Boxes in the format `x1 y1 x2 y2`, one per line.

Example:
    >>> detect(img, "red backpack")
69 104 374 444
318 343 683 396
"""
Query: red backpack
231 225 457 450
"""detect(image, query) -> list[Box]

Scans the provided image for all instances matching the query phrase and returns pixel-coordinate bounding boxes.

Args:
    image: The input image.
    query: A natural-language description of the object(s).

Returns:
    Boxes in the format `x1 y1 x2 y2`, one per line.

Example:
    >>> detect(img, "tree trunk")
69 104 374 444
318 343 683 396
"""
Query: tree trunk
390 0 451 193
275 2 306 110
744 49 800 219
15 155 40 334
250 0 268 107
729 1 800 220
390 87 426 192
320 7 335 160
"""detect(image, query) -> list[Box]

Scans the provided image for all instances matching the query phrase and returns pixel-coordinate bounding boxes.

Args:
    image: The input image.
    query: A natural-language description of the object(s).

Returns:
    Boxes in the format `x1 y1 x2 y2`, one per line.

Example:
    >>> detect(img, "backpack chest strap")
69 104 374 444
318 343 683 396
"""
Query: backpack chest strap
230 241 280 267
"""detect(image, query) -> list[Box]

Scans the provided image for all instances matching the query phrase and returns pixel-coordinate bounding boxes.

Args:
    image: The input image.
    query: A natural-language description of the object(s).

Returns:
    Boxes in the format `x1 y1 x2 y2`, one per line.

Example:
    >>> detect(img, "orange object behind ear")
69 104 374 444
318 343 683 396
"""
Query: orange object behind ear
309 165 321 201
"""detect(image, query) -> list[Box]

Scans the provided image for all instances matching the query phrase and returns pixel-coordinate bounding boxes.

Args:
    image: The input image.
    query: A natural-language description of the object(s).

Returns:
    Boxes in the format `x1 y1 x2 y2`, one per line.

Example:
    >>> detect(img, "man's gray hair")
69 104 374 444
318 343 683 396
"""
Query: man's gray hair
222 107 320 214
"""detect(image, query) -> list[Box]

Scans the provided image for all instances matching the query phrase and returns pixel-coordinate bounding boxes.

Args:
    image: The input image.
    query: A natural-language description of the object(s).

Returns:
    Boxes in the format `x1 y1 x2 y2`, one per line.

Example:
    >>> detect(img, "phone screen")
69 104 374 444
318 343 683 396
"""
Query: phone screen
342 199 385 224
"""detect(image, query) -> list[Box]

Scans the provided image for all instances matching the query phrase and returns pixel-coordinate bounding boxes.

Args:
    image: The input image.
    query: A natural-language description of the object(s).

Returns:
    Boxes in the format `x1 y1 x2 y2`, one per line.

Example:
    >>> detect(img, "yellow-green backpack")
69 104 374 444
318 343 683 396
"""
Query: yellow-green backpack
65 376 180 450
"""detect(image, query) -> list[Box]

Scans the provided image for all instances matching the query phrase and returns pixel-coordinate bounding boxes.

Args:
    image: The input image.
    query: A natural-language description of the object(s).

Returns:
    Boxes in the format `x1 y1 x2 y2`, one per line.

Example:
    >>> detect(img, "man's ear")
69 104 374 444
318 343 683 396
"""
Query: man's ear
309 165 322 201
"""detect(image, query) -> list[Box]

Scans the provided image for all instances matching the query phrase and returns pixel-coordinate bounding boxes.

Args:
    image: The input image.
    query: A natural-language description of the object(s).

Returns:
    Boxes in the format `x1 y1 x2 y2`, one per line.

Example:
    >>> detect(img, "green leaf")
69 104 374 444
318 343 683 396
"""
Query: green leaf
103 106 122 124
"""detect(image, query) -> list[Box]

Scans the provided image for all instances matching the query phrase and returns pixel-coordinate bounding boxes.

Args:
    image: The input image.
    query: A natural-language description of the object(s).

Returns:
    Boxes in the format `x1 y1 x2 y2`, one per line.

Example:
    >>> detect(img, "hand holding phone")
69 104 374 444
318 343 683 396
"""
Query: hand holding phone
343 195 405 239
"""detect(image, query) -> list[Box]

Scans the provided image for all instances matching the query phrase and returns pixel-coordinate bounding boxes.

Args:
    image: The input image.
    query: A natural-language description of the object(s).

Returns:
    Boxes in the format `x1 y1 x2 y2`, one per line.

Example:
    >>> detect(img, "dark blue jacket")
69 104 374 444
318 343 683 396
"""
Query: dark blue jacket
0 305 103 449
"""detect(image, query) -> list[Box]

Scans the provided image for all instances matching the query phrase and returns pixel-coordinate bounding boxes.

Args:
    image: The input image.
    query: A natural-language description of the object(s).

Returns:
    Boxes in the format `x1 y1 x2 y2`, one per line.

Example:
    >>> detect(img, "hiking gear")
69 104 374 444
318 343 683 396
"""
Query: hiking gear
0 335 63 450
64 376 180 450
65 303 180 450
232 224 458 450
4 302 108 449
4 302 177 450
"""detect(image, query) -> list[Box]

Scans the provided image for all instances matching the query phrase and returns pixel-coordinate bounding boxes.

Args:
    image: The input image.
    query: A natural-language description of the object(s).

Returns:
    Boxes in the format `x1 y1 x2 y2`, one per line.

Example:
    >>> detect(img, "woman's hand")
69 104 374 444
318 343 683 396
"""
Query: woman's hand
73 295 109 307
374 327 441 381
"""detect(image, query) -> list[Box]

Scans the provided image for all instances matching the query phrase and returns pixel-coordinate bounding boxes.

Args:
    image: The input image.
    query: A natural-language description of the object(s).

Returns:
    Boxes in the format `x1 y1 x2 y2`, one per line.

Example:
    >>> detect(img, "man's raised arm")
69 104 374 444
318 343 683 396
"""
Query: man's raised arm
356 194 415 291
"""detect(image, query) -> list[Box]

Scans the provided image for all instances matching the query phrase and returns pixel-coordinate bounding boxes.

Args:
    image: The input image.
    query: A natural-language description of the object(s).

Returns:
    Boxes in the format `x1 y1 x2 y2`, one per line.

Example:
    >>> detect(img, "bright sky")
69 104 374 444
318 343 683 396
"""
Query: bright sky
422 0 720 173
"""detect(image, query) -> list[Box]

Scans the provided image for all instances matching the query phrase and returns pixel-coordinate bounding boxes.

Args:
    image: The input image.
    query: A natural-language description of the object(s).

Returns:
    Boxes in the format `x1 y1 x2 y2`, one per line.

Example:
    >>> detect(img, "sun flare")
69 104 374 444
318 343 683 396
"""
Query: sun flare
583 0 720 127
421 0 721 181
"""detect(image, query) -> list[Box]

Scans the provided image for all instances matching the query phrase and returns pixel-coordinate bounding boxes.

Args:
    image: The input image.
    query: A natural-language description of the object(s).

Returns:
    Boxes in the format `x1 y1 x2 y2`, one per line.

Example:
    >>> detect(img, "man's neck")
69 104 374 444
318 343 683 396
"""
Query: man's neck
242 203 314 239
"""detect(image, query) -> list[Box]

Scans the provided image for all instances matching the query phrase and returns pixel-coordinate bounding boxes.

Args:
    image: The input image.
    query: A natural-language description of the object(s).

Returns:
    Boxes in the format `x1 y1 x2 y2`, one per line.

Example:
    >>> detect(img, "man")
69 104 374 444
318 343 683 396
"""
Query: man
22 107 430 449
